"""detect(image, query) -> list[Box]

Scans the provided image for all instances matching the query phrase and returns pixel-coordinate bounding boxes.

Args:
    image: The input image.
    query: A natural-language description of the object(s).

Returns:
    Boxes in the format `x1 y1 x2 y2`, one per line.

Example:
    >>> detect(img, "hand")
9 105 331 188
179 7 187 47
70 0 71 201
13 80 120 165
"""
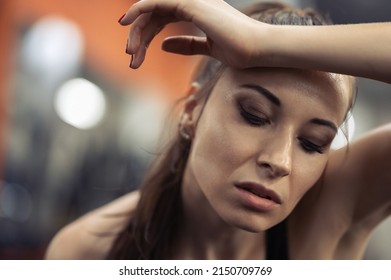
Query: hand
119 0 268 69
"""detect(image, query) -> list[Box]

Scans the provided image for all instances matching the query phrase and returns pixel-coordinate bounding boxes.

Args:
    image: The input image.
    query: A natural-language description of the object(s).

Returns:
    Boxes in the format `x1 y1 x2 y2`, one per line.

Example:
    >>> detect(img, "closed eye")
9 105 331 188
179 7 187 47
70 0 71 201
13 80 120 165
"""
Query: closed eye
239 104 270 126
298 137 325 154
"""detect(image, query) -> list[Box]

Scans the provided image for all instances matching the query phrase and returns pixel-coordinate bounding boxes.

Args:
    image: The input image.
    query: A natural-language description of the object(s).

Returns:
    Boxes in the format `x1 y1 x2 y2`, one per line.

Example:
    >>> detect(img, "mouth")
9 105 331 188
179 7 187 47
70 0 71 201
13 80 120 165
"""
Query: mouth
248 189 272 200
234 182 282 205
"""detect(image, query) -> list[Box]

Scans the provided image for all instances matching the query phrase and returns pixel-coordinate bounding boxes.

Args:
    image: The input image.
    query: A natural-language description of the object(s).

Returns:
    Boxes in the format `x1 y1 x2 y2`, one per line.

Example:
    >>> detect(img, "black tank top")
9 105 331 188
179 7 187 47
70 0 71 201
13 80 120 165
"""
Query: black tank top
266 220 289 259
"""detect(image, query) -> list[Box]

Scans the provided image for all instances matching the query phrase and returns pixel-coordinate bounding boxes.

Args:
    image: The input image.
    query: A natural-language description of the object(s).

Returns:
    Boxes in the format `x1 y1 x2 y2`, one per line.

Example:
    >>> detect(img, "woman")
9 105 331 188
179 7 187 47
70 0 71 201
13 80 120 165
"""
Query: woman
46 0 391 259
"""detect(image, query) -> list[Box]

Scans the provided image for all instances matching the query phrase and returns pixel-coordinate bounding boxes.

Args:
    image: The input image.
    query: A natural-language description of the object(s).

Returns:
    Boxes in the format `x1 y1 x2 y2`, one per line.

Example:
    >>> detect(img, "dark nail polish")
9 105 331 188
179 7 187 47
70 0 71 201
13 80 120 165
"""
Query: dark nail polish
118 13 126 23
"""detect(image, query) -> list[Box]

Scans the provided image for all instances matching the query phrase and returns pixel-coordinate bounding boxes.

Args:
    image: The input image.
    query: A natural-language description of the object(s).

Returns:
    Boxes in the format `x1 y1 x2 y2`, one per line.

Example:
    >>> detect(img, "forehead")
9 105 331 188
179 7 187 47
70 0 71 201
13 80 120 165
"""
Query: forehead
215 67 352 124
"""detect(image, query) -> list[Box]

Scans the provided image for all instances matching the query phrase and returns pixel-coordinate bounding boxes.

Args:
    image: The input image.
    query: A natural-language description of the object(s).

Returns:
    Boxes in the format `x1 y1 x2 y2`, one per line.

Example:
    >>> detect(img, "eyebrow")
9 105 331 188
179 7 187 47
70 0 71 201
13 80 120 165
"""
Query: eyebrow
241 84 281 107
241 84 338 132
310 118 338 132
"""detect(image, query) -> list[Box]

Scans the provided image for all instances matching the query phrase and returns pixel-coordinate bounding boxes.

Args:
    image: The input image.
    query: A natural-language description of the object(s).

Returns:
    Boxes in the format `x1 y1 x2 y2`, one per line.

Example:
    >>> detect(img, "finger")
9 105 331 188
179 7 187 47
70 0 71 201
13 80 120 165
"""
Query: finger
162 36 210 56
135 15 173 52
119 1 147 26
131 41 148 69
119 0 186 26
130 26 156 69
127 13 152 54
130 16 173 68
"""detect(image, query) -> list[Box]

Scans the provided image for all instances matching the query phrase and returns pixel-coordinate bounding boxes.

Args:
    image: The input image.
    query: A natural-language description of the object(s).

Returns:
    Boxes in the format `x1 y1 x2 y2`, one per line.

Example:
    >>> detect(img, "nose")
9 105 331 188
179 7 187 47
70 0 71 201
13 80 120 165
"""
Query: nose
256 129 293 179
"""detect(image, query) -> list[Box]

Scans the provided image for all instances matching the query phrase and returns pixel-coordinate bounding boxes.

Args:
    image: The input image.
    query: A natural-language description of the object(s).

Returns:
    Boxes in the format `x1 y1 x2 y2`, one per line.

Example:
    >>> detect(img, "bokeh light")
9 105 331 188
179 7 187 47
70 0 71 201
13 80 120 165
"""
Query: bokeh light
21 16 84 86
54 78 106 129
331 114 356 150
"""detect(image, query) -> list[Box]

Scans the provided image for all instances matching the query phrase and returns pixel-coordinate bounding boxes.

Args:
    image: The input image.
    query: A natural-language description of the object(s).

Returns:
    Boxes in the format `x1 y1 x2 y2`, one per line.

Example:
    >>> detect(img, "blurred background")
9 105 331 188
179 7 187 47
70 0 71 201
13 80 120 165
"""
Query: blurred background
0 0 390 259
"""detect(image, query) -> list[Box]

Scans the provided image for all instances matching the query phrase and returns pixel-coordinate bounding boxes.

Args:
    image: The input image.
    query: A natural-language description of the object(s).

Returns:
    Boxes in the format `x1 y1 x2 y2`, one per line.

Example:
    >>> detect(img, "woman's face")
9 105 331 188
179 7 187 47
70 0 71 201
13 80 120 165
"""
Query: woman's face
182 67 352 232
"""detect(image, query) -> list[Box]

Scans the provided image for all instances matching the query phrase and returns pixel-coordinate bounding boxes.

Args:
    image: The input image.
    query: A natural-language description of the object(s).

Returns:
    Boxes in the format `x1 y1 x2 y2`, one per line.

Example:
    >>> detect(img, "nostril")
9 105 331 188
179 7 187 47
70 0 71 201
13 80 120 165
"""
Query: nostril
257 161 290 178
259 162 271 168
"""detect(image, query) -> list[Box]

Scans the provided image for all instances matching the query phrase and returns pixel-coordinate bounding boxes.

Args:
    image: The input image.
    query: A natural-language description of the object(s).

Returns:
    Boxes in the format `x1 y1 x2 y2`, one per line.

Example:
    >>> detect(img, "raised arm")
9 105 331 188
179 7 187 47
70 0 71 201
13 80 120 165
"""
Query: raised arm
119 0 391 83
263 23 391 84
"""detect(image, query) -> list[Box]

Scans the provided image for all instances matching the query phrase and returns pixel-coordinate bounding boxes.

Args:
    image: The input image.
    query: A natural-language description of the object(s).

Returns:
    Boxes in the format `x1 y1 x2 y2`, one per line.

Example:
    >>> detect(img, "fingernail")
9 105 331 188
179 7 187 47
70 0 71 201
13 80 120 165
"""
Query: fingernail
129 55 134 68
118 13 125 23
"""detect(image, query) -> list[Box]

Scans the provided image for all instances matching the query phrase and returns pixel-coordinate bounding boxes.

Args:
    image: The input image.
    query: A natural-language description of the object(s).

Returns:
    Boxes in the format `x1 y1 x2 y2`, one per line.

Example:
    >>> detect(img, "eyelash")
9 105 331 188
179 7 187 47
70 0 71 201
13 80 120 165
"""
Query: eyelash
239 105 270 126
239 104 325 154
298 138 325 154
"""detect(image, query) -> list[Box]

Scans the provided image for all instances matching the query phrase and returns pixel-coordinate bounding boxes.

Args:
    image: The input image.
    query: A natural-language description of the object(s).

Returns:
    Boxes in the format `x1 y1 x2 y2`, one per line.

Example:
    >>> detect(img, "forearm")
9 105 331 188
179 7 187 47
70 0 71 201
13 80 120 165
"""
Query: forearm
259 23 391 83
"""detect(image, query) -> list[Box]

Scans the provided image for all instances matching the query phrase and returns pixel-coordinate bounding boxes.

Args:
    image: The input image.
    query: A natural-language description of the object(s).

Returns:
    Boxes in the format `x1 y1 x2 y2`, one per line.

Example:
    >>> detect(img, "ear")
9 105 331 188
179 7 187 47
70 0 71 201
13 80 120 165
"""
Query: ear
179 82 202 139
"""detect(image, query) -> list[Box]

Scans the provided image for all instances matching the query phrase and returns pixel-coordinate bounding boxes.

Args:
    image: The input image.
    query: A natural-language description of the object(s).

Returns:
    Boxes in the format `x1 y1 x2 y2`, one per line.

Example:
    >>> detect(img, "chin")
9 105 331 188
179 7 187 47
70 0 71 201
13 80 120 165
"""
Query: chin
225 214 276 233
227 207 291 233
238 222 274 233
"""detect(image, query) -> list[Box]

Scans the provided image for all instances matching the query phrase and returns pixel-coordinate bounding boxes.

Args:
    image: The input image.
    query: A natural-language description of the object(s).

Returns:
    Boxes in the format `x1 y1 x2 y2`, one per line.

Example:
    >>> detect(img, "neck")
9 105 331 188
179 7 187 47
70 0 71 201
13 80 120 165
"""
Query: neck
176 170 266 259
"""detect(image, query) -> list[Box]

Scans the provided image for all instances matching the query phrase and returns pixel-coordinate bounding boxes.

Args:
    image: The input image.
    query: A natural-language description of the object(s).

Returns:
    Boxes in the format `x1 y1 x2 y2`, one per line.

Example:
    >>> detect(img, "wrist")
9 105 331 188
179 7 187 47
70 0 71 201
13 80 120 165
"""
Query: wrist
250 22 283 68
251 23 307 69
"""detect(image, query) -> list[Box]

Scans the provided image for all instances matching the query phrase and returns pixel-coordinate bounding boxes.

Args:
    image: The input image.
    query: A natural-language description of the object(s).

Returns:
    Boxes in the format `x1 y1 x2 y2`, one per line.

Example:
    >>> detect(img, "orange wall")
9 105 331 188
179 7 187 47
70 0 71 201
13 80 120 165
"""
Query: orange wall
0 0 202 180
0 0 14 179
12 0 199 98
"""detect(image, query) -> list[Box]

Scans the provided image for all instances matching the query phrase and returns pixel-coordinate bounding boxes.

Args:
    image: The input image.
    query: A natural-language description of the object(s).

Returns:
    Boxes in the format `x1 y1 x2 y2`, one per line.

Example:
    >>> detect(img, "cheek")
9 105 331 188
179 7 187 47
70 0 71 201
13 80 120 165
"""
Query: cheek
188 101 261 193
288 154 328 208
189 114 245 186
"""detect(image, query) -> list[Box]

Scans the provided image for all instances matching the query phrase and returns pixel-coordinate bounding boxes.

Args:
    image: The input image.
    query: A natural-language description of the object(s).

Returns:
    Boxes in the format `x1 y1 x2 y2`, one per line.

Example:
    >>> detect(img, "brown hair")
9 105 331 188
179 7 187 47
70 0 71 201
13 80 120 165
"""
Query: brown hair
108 2 336 259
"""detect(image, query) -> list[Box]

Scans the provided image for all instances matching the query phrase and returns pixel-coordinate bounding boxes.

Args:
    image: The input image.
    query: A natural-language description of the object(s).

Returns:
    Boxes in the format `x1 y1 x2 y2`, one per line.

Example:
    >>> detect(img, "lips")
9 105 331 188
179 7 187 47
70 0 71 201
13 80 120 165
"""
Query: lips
234 181 282 205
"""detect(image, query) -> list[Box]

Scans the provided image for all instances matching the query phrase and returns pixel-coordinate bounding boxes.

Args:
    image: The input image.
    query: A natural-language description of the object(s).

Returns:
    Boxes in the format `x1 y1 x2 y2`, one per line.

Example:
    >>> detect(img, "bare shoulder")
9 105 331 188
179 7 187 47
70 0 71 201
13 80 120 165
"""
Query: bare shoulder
45 191 140 260
315 123 391 228
290 124 391 259
324 123 391 220
292 125 391 259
